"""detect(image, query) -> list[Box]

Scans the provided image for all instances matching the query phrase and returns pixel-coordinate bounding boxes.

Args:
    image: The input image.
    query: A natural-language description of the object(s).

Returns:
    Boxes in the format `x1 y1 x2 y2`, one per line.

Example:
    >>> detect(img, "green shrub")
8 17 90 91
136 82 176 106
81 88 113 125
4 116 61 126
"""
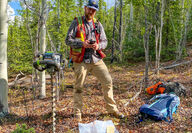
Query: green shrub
12 124 35 133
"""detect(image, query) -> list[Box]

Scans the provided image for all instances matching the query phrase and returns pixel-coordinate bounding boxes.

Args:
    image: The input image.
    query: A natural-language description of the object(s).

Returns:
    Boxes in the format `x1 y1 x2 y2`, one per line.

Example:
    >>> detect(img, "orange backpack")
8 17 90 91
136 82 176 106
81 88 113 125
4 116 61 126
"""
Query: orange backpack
146 81 166 95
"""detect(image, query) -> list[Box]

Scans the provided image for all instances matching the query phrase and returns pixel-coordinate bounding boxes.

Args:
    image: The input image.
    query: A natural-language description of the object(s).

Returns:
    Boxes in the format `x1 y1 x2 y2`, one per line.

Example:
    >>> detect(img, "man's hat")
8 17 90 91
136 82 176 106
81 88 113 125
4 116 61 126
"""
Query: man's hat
86 0 99 11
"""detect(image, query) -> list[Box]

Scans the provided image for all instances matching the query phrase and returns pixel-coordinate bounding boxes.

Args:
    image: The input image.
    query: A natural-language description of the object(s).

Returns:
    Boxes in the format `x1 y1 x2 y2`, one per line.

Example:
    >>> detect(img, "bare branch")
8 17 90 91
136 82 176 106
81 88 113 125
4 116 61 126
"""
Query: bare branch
163 60 192 69
14 71 25 83
124 80 143 107
45 24 56 52
8 71 26 87
23 0 40 16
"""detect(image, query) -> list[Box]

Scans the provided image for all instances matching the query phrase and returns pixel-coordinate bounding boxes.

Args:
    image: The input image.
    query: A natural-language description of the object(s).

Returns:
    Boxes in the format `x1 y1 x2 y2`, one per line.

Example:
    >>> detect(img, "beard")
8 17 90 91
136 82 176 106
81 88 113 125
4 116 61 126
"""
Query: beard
85 13 93 21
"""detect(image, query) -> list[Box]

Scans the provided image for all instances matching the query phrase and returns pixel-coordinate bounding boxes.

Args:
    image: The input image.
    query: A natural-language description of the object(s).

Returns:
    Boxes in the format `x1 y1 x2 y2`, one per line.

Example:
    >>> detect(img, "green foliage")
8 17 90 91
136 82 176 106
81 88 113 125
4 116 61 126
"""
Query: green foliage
12 123 35 133
6 0 192 73
8 16 33 74
46 0 76 56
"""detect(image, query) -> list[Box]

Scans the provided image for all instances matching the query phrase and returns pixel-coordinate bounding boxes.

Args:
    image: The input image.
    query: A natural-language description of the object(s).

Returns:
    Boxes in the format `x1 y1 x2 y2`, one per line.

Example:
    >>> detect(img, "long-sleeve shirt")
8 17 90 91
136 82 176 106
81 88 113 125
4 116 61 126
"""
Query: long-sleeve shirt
65 16 107 63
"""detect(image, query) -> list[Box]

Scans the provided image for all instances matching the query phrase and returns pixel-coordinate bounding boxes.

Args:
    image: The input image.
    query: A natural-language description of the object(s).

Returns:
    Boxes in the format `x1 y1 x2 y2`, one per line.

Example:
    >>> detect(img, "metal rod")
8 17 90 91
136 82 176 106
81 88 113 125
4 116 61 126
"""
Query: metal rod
51 72 56 133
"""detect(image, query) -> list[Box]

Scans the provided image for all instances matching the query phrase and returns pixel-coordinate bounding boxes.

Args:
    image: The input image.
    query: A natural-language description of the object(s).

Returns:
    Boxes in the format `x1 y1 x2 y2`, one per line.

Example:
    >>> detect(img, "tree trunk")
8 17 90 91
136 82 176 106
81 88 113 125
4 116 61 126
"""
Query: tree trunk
39 0 47 98
111 0 117 63
35 3 41 56
182 2 192 49
129 0 133 41
165 17 169 47
33 3 41 98
177 0 192 60
144 3 152 88
154 2 160 71
130 0 133 22
57 0 61 52
144 4 149 88
157 0 165 75
0 0 8 115
119 0 123 62
165 0 169 48
25 7 37 97
177 0 185 61
155 25 160 70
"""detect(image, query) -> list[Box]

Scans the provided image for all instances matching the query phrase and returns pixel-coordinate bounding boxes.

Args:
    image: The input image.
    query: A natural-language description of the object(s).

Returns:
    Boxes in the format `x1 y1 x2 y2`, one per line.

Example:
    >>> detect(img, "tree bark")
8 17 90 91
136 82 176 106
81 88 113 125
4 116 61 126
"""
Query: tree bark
177 0 185 61
182 3 192 48
35 2 41 56
155 25 160 70
156 0 165 75
39 0 47 98
119 0 123 62
57 0 61 52
0 0 8 115
129 0 133 41
177 0 192 60
144 3 153 88
144 4 149 89
176 0 192 61
111 0 117 63
165 0 169 48
154 2 160 72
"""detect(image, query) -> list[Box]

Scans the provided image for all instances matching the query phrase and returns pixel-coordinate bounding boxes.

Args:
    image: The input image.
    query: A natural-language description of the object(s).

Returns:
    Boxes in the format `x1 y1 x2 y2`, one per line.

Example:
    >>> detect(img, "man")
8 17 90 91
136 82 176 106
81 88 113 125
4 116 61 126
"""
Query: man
65 0 124 121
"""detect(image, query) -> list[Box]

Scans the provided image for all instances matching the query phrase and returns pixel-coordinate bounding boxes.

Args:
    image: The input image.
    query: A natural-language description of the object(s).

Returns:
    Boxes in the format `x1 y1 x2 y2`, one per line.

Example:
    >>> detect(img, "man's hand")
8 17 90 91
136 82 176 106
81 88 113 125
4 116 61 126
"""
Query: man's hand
82 40 92 48
92 42 99 51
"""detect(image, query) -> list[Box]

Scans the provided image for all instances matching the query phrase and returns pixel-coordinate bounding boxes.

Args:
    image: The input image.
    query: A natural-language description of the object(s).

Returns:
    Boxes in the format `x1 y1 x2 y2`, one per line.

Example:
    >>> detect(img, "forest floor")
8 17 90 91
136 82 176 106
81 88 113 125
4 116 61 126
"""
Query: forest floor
0 57 192 133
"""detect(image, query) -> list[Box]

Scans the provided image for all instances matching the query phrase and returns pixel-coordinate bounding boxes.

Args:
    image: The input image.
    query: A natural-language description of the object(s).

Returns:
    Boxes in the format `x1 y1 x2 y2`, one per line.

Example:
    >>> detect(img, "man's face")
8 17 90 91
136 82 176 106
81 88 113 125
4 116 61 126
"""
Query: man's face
84 6 96 21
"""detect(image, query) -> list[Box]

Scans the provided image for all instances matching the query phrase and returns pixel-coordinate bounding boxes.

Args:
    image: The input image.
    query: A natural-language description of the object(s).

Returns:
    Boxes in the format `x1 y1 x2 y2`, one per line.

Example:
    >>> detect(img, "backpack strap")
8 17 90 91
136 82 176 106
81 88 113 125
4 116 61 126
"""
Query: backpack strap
167 95 180 123
162 109 173 123
162 98 174 123
92 18 99 44
76 16 86 42
162 94 179 123
91 18 106 58
168 98 174 122
146 94 167 103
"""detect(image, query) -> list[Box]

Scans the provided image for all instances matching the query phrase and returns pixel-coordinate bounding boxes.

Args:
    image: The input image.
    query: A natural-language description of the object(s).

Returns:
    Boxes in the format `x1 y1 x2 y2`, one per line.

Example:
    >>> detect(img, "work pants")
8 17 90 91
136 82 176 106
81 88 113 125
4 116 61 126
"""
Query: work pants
73 60 118 115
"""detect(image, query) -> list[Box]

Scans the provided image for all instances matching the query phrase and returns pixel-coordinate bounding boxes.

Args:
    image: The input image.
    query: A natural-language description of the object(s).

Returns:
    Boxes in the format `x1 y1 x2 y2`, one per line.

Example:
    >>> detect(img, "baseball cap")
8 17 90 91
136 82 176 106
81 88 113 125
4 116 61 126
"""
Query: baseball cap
86 0 99 11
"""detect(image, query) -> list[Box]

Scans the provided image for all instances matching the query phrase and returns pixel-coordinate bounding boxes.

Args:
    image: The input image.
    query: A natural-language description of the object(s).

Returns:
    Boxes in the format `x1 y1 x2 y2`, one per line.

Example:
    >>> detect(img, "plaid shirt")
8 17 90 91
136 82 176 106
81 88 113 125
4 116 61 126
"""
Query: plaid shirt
65 16 107 63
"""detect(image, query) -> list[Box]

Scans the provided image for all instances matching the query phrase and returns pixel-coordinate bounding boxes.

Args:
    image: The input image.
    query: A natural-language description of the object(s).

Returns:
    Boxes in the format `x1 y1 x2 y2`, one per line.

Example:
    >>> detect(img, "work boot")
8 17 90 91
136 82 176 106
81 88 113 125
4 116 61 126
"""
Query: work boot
109 111 125 119
74 113 82 122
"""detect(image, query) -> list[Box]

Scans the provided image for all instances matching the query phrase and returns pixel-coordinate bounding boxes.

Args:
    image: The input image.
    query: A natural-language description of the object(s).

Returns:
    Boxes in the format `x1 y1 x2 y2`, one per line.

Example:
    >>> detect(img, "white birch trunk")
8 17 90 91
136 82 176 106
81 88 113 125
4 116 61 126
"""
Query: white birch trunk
39 0 47 98
157 0 165 74
155 26 160 70
0 0 8 114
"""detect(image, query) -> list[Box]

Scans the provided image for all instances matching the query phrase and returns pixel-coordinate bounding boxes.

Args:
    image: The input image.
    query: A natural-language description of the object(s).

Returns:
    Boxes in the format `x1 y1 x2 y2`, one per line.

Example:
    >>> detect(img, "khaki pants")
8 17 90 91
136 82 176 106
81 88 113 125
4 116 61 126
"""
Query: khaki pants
73 60 118 115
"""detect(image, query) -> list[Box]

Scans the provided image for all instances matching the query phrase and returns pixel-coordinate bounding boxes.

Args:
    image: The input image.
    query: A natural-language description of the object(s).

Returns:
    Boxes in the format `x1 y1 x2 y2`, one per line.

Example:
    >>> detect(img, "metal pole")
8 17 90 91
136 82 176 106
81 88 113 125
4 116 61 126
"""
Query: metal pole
51 71 56 133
